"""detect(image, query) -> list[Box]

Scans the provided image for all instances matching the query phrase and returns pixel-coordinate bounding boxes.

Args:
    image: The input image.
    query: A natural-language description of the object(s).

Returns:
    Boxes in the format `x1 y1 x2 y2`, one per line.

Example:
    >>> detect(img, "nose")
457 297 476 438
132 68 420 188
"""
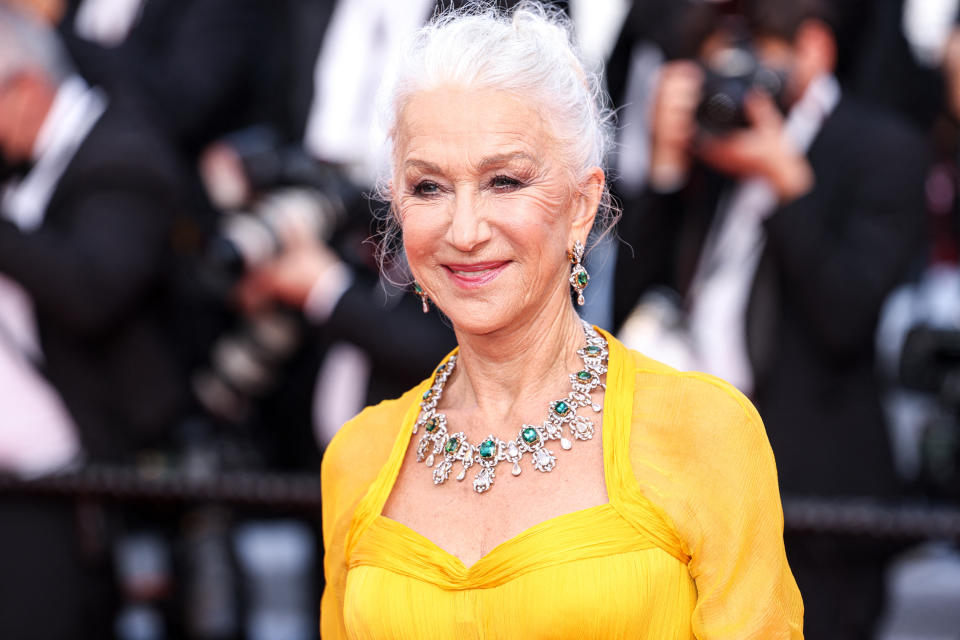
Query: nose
446 186 491 252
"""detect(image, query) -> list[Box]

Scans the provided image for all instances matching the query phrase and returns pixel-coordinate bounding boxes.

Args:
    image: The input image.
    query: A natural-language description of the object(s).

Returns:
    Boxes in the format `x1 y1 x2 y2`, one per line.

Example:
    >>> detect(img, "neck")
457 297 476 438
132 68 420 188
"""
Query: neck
448 297 588 420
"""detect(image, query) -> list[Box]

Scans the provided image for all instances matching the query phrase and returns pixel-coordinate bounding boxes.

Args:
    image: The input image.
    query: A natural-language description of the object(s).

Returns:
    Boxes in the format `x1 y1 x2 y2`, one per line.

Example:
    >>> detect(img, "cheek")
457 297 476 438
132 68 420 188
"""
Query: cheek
499 187 573 247
398 200 447 268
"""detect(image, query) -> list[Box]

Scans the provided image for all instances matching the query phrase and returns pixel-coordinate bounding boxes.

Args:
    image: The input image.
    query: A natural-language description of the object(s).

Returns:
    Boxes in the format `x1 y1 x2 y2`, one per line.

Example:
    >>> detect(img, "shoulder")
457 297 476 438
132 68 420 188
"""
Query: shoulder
625 348 767 450
67 101 185 199
620 347 776 496
323 385 422 475
321 383 425 507
825 97 928 161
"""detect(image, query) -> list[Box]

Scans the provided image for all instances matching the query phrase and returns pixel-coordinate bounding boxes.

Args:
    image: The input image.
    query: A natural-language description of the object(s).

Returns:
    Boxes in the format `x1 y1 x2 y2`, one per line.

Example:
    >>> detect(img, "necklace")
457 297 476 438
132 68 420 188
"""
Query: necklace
412 320 609 493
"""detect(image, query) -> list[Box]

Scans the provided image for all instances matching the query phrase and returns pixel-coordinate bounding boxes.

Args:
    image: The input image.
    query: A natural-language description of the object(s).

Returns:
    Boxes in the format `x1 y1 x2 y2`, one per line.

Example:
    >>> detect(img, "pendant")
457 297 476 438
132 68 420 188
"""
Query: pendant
473 467 494 493
532 448 556 472
570 415 594 440
433 459 452 484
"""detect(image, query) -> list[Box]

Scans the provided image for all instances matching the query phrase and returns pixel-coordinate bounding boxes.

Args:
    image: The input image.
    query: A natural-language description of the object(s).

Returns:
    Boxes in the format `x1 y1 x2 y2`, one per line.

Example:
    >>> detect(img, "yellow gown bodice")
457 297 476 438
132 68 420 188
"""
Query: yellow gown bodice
320 329 804 639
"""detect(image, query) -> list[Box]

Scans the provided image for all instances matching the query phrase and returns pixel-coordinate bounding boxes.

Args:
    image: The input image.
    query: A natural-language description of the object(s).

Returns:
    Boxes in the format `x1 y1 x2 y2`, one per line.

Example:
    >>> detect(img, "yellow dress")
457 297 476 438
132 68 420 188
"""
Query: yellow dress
321 328 804 639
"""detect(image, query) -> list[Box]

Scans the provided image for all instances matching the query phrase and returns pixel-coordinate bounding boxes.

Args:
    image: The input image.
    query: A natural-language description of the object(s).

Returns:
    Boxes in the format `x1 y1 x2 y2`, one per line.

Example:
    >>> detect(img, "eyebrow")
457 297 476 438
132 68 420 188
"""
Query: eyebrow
477 151 539 171
403 158 442 174
403 151 539 173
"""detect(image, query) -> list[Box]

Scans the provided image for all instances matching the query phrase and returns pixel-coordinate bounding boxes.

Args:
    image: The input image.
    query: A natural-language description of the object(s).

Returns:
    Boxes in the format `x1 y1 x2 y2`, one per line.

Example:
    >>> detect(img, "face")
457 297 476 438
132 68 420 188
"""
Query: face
393 87 601 337
0 71 48 163
752 36 802 105
754 20 835 107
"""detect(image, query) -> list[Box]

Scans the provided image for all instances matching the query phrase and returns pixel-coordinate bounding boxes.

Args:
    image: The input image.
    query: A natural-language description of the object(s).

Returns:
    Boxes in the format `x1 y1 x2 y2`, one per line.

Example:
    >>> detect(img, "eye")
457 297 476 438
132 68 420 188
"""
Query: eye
412 180 440 196
490 175 523 190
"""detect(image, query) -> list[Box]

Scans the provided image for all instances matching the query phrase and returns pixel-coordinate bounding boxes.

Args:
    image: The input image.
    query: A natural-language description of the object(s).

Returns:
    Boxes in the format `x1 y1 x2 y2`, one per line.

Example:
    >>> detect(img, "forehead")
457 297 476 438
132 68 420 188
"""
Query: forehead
699 29 792 64
394 87 555 169
752 35 793 65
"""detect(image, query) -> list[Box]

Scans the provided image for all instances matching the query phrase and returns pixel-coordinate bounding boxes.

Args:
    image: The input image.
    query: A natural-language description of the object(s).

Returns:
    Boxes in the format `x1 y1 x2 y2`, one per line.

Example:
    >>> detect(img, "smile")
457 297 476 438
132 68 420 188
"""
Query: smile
443 261 509 288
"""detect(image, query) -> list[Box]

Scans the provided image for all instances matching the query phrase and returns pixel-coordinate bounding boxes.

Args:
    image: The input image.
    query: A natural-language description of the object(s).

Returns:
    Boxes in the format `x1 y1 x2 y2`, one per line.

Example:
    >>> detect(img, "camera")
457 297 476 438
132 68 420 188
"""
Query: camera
199 139 362 296
191 130 366 425
696 42 787 135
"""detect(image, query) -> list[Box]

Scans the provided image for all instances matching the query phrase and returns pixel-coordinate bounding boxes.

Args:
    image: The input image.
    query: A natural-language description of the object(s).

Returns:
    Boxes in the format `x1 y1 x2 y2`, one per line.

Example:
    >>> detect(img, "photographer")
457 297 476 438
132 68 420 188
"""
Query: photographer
0 7 189 637
191 135 456 455
613 0 928 636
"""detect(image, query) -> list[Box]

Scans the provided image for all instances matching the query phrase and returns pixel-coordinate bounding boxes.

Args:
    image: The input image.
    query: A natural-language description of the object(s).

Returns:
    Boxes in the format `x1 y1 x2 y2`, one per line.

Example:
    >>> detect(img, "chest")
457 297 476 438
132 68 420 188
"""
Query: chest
381 418 607 567
343 547 697 640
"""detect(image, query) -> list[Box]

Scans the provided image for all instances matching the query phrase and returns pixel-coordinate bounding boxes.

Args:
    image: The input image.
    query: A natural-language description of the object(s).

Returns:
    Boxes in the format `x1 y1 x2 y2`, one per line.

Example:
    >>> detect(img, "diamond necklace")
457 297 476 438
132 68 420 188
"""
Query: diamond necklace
412 320 609 494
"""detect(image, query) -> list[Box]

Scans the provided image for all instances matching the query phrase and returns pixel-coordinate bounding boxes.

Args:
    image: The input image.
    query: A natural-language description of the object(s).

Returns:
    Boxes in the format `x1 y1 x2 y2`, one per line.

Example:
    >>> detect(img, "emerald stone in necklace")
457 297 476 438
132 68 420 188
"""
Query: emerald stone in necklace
479 439 496 459
521 427 539 444
552 400 570 416
444 437 459 453
576 370 591 382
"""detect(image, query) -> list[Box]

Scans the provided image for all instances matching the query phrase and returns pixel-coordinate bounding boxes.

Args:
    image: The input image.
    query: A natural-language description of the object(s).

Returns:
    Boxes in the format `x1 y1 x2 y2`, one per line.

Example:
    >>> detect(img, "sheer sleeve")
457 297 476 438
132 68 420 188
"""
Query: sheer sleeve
319 391 420 639
628 362 804 639
320 426 355 640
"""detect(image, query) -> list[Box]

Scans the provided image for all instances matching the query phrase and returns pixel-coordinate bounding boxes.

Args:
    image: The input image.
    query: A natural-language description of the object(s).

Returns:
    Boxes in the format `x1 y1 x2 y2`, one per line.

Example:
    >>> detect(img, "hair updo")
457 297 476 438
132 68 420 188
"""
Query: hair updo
373 1 618 276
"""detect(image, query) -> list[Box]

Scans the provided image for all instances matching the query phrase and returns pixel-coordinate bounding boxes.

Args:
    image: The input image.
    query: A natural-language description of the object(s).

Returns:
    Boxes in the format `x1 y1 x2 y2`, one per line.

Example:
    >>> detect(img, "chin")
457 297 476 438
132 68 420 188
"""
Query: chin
443 300 514 337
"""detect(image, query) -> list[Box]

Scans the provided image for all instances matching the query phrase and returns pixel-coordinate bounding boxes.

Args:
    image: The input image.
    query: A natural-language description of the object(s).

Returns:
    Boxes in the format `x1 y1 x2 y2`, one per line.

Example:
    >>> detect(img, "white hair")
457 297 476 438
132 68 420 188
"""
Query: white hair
373 1 618 275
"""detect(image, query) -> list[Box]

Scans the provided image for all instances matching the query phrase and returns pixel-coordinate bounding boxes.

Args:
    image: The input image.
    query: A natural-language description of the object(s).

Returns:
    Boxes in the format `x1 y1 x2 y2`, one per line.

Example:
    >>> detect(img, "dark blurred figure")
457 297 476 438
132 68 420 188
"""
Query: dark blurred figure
0 7 186 462
613 0 929 636
842 0 950 131
55 0 294 157
0 7 188 637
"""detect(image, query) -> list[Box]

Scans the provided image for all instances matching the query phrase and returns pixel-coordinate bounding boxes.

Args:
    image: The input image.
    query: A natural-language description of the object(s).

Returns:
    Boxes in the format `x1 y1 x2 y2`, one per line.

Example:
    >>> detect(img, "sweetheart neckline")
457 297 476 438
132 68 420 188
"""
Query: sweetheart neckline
375 502 616 570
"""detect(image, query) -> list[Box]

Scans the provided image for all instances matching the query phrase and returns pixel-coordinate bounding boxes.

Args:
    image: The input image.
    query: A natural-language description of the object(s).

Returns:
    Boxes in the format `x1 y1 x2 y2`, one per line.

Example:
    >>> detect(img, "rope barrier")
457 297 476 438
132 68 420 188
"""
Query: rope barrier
3 466 960 539
0 465 323 511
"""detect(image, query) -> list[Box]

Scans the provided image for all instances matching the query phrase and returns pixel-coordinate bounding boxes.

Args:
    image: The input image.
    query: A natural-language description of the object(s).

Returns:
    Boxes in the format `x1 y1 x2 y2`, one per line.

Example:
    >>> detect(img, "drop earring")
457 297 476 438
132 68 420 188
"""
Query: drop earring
413 282 430 313
568 240 589 306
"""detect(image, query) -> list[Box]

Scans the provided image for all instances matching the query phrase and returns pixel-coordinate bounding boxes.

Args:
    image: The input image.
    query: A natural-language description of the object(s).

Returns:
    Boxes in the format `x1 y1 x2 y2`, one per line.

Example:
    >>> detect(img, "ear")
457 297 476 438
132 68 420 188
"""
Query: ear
569 166 605 247
794 19 836 78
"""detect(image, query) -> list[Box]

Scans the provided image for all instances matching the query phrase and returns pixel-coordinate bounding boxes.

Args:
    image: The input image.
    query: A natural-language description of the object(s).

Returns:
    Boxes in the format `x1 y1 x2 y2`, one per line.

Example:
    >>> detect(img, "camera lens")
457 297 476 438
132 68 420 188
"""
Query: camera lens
698 92 739 132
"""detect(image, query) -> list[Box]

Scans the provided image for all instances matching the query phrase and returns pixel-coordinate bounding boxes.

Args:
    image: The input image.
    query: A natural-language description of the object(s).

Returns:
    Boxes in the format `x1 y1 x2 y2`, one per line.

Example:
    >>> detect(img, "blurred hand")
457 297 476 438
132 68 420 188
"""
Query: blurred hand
695 91 813 203
233 239 342 313
649 61 703 190
944 27 960 120
199 142 251 211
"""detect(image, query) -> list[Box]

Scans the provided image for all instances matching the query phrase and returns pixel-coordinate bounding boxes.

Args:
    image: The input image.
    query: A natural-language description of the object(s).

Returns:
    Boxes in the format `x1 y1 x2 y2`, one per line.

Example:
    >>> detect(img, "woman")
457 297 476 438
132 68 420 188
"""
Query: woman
321 3 803 638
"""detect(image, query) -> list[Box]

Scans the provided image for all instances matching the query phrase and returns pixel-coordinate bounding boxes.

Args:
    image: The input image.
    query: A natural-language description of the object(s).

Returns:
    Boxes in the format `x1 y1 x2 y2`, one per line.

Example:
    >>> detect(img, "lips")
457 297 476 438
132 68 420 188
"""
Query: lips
443 261 509 288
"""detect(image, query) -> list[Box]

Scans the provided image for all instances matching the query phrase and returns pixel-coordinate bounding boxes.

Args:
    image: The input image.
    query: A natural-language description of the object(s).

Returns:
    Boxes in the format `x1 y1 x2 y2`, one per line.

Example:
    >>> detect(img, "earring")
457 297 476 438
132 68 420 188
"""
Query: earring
568 240 589 306
413 282 430 313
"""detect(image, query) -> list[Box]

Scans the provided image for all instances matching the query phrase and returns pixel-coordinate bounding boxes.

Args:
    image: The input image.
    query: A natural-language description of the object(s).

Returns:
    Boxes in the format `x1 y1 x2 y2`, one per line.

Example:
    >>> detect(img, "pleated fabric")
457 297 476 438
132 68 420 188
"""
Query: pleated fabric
320 328 804 639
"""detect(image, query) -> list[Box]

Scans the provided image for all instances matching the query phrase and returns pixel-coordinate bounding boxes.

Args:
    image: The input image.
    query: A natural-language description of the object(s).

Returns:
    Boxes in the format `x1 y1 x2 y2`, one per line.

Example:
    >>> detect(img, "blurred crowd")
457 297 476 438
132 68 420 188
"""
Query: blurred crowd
2 0 960 638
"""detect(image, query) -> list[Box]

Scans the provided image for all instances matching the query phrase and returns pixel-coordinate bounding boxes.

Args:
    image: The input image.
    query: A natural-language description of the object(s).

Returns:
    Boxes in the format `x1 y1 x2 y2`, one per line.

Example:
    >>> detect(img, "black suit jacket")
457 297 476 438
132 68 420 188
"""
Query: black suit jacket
61 0 295 152
0 101 188 460
614 97 929 497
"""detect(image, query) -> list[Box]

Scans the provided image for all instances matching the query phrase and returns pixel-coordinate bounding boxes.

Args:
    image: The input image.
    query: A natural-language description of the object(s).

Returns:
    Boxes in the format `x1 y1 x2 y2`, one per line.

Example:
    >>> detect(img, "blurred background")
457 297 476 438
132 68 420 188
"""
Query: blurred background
1 0 960 638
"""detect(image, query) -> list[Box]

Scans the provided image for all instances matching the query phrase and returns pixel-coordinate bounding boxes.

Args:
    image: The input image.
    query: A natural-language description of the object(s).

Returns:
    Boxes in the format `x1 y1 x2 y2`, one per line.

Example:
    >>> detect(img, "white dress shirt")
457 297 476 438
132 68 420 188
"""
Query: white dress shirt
0 75 106 476
303 0 434 182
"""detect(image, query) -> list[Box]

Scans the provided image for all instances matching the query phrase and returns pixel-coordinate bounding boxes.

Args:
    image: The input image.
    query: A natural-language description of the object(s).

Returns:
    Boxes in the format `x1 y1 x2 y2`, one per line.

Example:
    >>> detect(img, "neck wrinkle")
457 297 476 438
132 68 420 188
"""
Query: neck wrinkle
447 298 586 423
